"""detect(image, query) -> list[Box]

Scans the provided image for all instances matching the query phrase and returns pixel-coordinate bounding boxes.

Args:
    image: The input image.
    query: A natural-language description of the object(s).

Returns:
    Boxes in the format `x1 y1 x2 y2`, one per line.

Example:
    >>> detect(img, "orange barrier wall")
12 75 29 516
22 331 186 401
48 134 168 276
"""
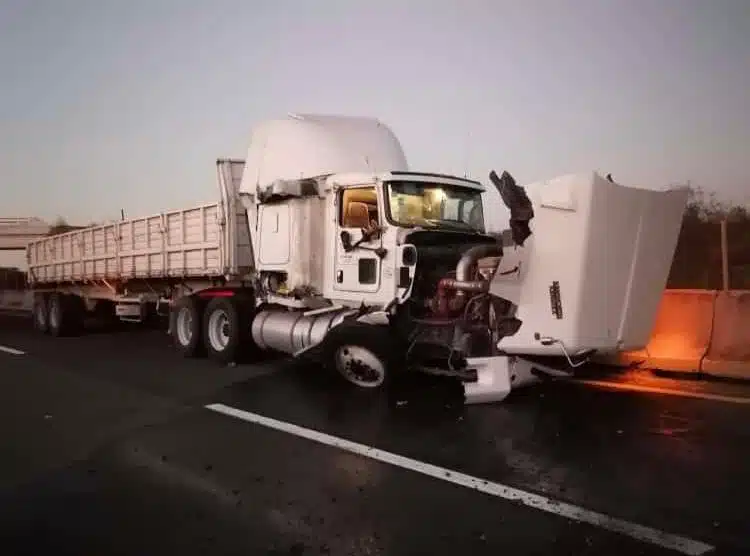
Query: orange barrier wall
594 289 716 372
600 289 750 380
702 291 750 379
640 289 717 373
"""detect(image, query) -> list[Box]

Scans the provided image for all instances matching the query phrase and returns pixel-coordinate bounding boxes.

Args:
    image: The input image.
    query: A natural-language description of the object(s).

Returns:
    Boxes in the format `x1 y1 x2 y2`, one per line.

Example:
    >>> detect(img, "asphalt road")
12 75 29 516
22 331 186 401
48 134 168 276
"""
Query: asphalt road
0 313 748 555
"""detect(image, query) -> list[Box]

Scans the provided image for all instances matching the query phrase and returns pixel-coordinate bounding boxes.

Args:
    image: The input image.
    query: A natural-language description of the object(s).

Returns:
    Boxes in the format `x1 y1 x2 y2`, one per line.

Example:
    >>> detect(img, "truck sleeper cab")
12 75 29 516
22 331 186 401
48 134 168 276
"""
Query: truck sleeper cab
180 168 511 392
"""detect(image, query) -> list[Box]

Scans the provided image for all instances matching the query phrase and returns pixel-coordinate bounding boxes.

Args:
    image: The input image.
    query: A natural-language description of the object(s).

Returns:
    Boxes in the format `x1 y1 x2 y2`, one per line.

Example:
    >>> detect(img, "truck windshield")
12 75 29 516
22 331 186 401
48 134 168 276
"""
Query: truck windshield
386 181 485 232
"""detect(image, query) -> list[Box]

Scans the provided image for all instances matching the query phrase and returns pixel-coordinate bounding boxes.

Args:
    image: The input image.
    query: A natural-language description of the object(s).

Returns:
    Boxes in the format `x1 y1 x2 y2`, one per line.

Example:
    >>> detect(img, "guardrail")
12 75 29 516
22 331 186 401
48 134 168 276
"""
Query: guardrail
599 289 750 380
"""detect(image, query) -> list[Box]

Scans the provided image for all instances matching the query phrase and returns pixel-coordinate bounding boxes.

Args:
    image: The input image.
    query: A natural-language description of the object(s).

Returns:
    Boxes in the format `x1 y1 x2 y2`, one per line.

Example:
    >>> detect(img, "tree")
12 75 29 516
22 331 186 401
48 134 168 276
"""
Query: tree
668 185 750 289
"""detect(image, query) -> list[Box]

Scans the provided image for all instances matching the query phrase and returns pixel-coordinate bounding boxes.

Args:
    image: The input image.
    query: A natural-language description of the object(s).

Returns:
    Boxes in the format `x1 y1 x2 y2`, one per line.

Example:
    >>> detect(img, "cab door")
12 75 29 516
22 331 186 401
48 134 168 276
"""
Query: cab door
333 186 382 294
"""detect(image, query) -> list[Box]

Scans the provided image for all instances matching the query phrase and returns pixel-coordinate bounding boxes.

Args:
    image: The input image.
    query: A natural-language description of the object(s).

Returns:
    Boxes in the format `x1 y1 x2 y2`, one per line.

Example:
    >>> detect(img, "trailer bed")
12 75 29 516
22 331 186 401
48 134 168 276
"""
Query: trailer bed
27 203 226 284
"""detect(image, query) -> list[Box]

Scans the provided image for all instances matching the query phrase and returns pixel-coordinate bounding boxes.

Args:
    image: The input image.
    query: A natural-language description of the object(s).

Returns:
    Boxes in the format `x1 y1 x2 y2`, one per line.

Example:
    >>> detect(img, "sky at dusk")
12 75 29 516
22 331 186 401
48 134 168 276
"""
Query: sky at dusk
1 0 749 267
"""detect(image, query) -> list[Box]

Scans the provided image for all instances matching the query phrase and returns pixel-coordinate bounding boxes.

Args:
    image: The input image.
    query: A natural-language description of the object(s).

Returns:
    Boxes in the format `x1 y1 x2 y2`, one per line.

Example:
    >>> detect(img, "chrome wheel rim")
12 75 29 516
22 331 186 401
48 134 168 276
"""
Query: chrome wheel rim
207 309 230 351
175 306 193 346
333 345 386 388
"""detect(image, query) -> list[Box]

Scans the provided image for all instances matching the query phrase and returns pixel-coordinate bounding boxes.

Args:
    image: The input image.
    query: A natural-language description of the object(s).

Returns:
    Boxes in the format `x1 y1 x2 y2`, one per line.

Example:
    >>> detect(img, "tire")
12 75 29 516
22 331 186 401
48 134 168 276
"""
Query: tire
171 296 204 358
47 293 84 337
32 293 49 334
202 296 248 364
47 293 66 337
321 322 398 390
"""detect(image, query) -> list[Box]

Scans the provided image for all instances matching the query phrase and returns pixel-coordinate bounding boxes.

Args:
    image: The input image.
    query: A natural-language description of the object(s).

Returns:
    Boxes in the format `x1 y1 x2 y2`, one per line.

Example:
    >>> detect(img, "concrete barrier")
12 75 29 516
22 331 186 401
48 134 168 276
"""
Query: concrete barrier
599 288 750 381
596 289 717 373
702 291 750 380
642 289 717 373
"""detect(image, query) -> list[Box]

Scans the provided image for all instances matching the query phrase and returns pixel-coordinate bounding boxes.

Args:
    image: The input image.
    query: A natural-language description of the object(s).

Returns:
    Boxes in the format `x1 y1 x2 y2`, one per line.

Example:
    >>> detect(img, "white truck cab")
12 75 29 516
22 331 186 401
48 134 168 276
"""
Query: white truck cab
239 114 501 311
249 167 491 310
328 170 487 307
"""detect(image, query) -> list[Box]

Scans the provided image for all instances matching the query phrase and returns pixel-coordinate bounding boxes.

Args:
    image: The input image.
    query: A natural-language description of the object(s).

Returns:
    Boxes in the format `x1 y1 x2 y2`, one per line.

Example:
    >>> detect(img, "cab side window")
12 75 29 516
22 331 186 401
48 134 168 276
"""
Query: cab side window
339 187 379 229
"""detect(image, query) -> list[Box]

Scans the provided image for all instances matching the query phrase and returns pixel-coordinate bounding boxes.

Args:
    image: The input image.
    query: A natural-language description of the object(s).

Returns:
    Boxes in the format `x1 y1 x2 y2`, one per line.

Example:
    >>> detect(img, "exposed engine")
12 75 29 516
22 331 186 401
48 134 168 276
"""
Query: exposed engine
392 170 534 377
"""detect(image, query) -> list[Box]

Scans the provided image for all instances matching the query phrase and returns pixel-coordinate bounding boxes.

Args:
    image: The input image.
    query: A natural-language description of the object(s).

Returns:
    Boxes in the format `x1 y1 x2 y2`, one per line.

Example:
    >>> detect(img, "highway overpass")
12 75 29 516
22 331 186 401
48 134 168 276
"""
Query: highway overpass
0 217 50 250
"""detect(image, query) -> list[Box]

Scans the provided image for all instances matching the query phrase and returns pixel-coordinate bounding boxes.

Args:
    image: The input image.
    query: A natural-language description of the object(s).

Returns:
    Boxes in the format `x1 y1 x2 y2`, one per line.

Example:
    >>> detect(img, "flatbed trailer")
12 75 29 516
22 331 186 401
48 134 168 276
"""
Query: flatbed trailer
26 160 252 331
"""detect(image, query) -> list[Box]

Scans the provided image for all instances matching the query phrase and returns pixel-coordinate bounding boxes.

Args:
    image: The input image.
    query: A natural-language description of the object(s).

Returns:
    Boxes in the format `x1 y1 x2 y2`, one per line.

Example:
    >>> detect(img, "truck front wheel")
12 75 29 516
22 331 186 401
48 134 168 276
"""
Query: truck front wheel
322 323 395 389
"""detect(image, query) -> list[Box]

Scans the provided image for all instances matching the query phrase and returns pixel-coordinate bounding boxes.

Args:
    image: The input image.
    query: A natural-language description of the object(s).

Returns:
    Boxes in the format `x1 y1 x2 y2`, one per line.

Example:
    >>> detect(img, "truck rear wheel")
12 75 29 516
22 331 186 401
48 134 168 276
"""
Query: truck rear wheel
171 296 204 358
32 293 49 334
48 293 84 337
322 323 395 389
202 296 249 364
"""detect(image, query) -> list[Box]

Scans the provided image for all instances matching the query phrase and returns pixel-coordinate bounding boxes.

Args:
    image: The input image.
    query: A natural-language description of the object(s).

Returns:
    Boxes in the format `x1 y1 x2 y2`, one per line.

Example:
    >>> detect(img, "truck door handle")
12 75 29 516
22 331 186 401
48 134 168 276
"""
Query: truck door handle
336 270 343 283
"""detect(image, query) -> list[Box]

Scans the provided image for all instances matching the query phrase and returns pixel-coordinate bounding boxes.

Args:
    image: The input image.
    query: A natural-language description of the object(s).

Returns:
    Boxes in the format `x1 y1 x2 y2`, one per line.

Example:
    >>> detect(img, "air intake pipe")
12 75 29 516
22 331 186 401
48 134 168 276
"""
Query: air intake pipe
434 243 503 315
456 244 503 285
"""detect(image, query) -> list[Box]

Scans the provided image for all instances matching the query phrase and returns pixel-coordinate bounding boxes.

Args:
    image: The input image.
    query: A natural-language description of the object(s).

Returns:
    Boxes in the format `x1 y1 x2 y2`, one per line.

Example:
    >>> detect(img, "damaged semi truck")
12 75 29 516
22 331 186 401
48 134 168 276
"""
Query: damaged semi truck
25 113 689 404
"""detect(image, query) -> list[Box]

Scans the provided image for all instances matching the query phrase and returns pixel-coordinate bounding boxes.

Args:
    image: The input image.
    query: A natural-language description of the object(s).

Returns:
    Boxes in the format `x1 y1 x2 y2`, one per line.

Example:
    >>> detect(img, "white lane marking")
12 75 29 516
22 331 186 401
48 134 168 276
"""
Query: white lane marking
205 403 714 556
579 379 750 405
0 344 25 355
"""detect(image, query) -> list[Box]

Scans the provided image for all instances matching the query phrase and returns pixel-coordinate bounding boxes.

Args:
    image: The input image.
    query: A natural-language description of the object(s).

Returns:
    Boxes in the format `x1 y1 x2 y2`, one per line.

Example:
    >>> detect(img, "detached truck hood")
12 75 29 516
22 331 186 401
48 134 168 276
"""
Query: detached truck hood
489 171 689 355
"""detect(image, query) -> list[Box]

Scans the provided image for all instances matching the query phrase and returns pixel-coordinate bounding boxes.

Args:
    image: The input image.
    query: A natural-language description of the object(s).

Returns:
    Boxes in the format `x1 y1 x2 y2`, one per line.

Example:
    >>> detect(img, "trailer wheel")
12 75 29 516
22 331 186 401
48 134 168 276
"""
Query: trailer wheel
46 293 82 337
32 293 49 334
171 296 204 358
47 293 68 337
322 323 395 389
202 296 246 364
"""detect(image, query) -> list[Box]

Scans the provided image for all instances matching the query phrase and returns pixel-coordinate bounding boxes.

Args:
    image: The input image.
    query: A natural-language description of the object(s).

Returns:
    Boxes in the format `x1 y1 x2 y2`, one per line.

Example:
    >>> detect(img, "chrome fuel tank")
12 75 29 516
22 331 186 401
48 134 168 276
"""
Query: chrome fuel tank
250 308 357 355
